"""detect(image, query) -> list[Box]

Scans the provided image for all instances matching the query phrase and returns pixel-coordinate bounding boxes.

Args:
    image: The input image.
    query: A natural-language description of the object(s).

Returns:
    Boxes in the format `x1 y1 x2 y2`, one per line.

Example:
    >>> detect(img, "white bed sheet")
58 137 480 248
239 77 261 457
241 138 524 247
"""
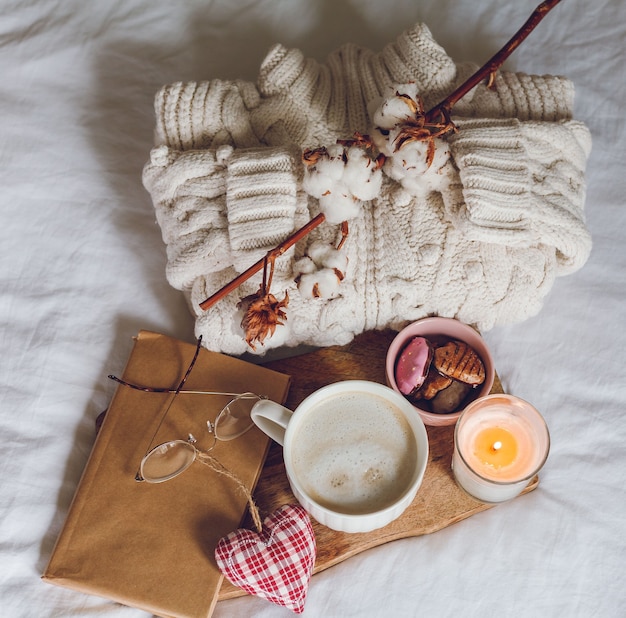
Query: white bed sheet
1 0 625 616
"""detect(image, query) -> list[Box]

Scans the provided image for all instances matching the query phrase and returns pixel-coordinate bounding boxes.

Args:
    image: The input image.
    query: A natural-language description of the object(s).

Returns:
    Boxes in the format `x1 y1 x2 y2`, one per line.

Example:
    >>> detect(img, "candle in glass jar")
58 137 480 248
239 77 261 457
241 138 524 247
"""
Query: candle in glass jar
452 394 550 502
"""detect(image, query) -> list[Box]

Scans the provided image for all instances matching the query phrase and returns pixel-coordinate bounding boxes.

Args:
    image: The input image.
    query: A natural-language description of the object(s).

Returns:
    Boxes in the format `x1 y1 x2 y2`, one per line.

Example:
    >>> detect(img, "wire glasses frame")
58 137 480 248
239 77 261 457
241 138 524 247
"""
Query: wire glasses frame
108 336 262 483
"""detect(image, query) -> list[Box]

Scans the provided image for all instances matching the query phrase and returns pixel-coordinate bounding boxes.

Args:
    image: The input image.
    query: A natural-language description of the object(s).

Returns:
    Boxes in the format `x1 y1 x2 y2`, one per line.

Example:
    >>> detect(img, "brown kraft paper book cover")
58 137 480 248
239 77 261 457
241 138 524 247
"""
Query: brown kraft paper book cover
42 330 292 618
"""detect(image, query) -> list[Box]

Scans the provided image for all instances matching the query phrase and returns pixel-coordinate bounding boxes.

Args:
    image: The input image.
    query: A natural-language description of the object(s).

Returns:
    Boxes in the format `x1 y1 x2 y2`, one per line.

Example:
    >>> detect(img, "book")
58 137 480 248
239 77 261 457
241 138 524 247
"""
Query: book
43 330 291 618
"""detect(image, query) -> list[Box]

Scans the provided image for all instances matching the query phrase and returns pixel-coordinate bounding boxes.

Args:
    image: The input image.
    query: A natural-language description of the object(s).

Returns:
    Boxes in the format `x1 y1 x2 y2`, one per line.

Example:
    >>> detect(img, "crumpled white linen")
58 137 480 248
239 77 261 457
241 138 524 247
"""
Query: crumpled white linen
1 1 625 617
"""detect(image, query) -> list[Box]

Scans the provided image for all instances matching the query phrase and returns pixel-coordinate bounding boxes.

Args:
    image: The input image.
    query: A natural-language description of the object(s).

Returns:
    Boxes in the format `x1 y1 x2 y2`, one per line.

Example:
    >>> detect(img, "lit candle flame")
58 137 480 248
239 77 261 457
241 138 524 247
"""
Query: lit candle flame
474 428 518 470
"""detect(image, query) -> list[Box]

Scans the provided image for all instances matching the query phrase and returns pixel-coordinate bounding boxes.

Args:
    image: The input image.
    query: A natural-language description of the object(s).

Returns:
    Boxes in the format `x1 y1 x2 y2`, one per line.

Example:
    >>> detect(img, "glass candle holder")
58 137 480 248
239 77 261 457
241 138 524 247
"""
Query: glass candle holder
452 394 550 503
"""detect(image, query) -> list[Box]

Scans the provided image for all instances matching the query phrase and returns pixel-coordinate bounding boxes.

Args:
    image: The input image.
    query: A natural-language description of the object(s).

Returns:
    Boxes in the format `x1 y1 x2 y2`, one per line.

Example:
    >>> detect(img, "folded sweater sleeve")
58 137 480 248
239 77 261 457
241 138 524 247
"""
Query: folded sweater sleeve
142 143 302 290
446 117 592 274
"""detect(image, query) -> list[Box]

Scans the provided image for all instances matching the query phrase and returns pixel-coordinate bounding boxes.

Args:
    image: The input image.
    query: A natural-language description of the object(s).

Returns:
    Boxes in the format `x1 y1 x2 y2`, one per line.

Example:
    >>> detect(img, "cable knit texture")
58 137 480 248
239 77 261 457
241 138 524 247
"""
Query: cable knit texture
142 23 592 355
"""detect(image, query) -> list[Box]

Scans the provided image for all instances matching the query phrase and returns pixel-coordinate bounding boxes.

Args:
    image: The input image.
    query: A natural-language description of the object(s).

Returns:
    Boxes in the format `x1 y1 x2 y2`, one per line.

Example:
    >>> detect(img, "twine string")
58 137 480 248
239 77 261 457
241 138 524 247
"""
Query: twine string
196 451 263 533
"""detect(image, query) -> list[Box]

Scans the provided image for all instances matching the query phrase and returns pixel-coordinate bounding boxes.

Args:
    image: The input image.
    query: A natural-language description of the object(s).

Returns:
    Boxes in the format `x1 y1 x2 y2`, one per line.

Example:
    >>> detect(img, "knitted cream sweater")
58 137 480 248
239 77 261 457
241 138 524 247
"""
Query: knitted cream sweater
143 23 591 355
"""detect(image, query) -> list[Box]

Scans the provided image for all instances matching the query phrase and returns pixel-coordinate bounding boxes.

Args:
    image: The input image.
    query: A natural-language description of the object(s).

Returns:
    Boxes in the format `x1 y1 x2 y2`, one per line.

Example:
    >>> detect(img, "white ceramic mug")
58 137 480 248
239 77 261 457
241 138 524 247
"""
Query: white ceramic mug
251 380 429 533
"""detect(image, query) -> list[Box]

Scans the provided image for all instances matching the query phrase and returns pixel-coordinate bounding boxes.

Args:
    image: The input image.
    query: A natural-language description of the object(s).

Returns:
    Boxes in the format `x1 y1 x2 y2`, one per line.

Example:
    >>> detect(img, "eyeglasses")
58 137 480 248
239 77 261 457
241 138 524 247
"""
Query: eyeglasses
108 336 262 483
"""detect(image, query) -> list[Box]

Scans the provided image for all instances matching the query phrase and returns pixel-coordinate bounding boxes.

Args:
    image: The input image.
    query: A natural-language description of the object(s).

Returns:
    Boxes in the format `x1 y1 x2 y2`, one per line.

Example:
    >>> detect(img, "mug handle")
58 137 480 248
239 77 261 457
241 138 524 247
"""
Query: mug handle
250 399 293 446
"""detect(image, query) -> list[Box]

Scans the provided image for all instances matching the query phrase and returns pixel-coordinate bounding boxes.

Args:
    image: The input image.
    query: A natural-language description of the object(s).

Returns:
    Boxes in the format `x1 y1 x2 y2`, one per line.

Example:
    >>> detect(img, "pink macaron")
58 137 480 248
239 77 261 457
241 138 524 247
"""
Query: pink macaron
394 336 432 396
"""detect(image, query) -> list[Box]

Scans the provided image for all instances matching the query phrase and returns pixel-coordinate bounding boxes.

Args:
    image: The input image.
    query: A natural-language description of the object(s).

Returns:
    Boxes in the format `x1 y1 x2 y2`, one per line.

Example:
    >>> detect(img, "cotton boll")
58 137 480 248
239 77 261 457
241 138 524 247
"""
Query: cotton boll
391 150 453 196
344 146 383 201
385 135 451 185
352 170 383 201
394 82 421 104
314 269 343 298
322 250 348 275
417 158 454 194
372 100 400 129
383 157 404 183
302 168 332 198
384 147 429 185
429 138 451 172
303 139 383 219
380 130 452 196
395 174 433 196
297 269 342 299
315 144 346 181
314 158 345 186
344 147 372 183
307 241 348 274
306 240 334 265
372 83 422 129
296 273 318 298
326 143 346 159
293 255 316 276
296 239 349 300
372 95 414 129
302 144 347 199
370 83 431 162
318 190 361 224
388 137 432 177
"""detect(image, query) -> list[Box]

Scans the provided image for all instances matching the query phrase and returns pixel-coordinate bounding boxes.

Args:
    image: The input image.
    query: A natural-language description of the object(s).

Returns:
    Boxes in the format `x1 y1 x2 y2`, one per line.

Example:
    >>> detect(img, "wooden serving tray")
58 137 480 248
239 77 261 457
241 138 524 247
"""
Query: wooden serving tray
218 329 538 600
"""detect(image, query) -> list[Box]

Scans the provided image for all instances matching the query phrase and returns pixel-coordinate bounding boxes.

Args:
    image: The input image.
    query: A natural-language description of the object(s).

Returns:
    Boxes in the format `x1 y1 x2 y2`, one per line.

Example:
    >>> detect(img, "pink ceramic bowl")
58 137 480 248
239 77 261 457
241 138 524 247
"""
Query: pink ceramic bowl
385 317 495 427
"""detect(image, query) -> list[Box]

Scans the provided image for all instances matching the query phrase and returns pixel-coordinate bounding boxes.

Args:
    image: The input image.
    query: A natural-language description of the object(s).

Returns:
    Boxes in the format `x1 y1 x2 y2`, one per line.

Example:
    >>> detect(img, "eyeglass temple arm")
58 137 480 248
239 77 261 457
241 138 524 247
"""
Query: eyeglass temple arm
108 336 205 393
108 374 252 398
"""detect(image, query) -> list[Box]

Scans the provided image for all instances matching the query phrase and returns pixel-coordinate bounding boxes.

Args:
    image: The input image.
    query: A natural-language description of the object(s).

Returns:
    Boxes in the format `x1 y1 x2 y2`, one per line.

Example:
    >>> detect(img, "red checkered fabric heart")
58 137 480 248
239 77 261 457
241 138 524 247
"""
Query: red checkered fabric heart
215 504 316 613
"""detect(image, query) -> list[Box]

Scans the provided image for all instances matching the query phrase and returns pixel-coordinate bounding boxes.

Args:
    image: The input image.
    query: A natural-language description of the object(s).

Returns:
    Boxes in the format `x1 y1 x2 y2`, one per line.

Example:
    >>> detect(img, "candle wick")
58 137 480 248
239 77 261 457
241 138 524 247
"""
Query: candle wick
492 441 502 452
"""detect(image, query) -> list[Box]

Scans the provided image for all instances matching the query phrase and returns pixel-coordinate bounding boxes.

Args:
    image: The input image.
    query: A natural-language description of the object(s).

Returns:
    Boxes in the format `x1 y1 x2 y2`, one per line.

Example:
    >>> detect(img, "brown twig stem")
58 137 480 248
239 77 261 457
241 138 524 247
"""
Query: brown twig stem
199 212 326 311
424 0 562 125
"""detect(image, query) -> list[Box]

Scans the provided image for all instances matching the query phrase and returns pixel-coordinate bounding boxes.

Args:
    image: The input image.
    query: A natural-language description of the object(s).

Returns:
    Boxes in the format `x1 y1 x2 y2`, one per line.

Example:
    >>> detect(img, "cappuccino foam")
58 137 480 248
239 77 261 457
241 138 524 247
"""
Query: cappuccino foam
291 392 418 515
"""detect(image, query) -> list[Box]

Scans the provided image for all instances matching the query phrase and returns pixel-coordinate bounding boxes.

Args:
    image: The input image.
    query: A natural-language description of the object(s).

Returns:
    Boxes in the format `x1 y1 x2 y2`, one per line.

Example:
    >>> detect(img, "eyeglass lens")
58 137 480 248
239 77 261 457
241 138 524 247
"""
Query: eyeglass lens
212 393 257 440
140 440 196 483
139 393 260 483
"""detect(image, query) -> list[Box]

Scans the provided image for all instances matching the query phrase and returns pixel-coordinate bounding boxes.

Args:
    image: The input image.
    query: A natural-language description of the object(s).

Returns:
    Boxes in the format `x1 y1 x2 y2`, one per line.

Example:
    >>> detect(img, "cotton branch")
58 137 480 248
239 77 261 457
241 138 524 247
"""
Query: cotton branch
199 213 326 311
198 0 563 313
424 0 563 128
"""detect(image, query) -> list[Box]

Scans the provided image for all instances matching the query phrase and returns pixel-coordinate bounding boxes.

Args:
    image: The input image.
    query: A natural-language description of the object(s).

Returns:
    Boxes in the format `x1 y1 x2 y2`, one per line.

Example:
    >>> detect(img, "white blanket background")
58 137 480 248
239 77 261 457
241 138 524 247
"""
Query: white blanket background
1 1 624 616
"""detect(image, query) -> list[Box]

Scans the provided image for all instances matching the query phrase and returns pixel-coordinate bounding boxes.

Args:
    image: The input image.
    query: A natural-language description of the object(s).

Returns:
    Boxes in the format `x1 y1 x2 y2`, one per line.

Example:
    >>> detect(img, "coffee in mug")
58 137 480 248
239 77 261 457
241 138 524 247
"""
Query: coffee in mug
251 380 429 533
291 391 417 515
